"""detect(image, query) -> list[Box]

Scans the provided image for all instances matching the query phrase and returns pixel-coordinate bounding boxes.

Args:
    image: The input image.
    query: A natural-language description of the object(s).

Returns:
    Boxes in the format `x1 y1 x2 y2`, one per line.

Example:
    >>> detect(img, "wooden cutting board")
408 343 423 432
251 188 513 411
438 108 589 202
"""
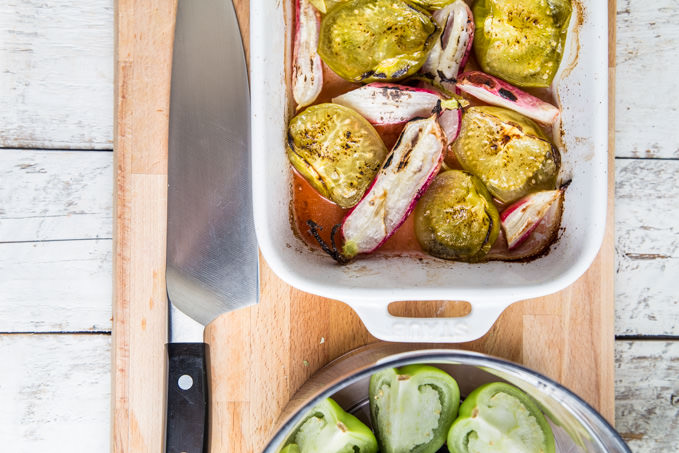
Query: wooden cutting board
113 0 616 451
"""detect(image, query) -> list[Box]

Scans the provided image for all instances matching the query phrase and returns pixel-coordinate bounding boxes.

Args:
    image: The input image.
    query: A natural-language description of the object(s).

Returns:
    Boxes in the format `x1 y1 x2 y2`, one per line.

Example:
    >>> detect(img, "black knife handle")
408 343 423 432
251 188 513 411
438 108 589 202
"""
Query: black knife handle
165 343 209 453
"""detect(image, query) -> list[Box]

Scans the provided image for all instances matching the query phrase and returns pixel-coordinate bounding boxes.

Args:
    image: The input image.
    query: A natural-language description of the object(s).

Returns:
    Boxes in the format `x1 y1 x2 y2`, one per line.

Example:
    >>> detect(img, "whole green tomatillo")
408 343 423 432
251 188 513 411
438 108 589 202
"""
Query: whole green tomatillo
414 170 500 262
318 0 440 83
473 0 572 87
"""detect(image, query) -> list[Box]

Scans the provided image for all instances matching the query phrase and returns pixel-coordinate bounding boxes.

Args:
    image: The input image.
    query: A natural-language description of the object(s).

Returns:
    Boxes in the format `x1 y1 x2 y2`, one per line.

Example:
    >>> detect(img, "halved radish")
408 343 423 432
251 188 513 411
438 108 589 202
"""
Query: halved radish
421 0 474 87
292 0 323 109
457 71 560 124
308 114 446 262
500 188 565 250
332 83 442 125
488 194 563 261
332 83 463 145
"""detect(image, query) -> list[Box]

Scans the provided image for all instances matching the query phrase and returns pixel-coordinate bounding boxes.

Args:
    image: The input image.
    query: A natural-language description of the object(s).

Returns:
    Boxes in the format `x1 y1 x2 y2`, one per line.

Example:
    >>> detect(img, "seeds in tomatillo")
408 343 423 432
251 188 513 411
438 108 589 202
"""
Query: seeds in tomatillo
414 170 500 262
287 103 388 209
473 0 572 88
318 0 439 83
452 106 560 204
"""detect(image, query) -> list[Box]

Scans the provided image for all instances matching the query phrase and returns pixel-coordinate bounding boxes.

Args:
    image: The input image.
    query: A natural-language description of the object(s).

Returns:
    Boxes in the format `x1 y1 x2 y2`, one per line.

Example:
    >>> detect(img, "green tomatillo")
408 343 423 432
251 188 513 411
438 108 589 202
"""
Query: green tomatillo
447 382 555 453
287 103 388 209
414 170 500 262
369 365 460 453
318 0 440 83
452 106 560 204
281 398 378 453
473 0 572 87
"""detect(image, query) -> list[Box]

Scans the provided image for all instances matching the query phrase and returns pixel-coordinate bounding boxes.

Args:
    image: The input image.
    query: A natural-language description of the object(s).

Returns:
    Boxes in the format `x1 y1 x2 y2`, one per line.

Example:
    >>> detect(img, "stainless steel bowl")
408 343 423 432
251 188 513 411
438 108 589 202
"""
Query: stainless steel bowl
263 344 630 453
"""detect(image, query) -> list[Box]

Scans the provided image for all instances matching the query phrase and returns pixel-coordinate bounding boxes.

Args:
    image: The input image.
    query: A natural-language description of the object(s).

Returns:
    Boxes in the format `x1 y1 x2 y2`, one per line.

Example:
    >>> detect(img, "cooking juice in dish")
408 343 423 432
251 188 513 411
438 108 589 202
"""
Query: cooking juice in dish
288 0 573 263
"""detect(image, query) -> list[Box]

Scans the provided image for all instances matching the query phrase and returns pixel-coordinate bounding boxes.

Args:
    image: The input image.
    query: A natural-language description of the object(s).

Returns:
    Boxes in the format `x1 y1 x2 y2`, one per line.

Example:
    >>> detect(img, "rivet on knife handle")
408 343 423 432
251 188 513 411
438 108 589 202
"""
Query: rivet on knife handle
165 343 209 453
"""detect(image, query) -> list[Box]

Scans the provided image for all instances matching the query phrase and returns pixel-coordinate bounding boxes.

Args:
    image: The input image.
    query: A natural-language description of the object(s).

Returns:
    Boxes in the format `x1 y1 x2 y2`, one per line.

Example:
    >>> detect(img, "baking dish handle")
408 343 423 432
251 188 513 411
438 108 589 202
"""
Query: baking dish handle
345 299 511 343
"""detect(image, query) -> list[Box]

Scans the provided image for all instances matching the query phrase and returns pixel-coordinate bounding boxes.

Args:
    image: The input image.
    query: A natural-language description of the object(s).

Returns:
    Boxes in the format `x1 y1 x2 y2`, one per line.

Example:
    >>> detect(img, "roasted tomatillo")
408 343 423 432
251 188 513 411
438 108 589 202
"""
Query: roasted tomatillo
318 0 439 83
473 0 572 87
447 382 555 453
370 365 460 453
282 398 378 453
287 103 388 208
453 106 560 204
414 170 500 262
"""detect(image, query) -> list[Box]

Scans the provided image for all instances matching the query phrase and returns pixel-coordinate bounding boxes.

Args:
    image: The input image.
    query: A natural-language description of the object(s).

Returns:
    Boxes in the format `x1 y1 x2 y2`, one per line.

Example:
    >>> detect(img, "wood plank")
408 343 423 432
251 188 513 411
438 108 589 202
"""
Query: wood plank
113 1 176 452
0 334 111 452
615 341 679 452
0 239 112 332
615 0 679 158
0 0 113 149
615 159 679 335
0 149 112 242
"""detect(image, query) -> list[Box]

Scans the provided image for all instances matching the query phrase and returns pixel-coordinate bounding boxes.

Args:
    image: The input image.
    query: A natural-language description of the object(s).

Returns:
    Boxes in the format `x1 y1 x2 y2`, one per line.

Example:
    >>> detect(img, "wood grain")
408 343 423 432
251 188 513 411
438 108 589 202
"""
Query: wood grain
615 0 679 158
0 0 113 150
615 159 679 336
0 239 112 332
615 341 679 452
0 334 111 453
113 1 176 452
0 149 112 242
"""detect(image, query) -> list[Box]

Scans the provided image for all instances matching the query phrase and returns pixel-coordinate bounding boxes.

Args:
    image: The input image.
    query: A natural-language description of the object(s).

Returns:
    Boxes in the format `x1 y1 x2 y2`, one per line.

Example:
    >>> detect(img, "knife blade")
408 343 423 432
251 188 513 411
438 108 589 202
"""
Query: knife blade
165 0 258 451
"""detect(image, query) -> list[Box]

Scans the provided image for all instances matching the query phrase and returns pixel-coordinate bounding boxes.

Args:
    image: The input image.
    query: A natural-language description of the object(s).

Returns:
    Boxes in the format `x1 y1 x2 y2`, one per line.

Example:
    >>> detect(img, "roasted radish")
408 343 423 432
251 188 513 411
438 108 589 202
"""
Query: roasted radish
332 83 442 126
292 0 323 109
421 0 474 88
488 189 564 260
414 170 500 262
457 71 560 124
332 84 464 145
453 106 561 204
287 104 388 209
309 114 446 262
501 188 565 250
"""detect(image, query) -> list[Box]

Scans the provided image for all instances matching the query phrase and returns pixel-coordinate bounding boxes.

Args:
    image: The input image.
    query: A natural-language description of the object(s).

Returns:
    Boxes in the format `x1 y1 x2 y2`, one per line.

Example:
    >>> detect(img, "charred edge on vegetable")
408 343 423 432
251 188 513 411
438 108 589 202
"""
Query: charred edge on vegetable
391 67 409 79
466 72 495 88
432 99 443 115
360 70 375 80
306 220 348 264
482 209 495 251
560 179 572 190
437 69 457 84
550 144 562 169
498 88 518 102
382 152 395 170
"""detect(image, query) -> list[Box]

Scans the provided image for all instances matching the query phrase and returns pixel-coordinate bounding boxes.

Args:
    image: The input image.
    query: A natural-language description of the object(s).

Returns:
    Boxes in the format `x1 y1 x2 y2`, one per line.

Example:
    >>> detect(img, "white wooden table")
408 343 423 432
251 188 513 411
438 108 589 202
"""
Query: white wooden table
1 1 677 451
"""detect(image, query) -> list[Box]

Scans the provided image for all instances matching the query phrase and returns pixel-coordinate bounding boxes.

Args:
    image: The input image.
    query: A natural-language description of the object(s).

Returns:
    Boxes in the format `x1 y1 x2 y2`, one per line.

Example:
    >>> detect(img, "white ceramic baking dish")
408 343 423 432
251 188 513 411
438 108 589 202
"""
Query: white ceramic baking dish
250 0 608 342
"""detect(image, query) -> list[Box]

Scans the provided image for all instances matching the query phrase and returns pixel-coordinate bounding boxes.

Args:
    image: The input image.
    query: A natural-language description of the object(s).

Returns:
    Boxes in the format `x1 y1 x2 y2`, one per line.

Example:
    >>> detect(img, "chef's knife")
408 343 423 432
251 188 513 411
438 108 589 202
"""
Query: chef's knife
165 0 258 451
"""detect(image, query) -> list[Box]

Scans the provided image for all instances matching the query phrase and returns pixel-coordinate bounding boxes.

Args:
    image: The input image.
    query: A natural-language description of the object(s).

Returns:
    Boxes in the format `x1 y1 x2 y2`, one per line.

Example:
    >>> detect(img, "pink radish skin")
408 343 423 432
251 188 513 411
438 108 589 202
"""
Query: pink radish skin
488 195 563 260
340 114 446 259
457 71 560 124
437 107 462 144
292 0 322 109
332 83 442 126
332 83 462 144
421 0 474 88
500 189 564 250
